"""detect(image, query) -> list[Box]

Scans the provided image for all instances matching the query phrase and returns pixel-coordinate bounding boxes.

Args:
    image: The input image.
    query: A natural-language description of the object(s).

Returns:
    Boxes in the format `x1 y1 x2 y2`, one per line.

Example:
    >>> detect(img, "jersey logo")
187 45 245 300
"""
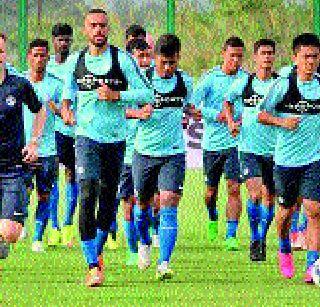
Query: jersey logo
285 100 320 113
6 95 17 107
77 74 123 90
244 94 263 107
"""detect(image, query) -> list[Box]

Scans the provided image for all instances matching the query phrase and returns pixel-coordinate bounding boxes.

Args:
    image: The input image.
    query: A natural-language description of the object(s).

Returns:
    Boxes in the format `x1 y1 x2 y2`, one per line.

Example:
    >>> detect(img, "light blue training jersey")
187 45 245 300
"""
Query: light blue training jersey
192 66 246 152
134 69 193 157
260 74 320 167
62 45 153 143
226 74 278 156
24 72 60 157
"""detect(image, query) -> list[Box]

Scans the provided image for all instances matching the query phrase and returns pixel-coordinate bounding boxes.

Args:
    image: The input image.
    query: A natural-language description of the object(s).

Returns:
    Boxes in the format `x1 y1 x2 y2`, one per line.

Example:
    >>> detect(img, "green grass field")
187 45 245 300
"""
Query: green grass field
1 170 320 306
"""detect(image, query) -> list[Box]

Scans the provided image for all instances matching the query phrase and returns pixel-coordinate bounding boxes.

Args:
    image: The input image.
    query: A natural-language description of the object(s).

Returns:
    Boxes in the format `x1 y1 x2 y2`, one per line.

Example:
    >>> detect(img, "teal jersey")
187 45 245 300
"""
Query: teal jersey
24 72 60 157
62 46 153 143
226 74 278 156
278 65 295 77
260 75 320 166
47 55 76 137
134 69 193 157
192 67 246 151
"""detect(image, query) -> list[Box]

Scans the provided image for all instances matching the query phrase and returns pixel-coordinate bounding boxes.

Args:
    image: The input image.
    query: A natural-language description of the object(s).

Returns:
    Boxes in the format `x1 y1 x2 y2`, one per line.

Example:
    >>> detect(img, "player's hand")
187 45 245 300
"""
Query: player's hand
192 108 202 122
61 106 75 126
217 110 227 123
48 100 62 118
138 104 153 120
22 141 38 163
281 117 300 130
227 120 241 137
97 83 120 101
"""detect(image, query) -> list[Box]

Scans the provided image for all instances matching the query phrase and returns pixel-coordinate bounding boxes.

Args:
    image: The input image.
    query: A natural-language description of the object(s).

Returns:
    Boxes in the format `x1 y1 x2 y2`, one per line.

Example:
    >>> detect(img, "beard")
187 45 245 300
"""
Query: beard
91 36 108 48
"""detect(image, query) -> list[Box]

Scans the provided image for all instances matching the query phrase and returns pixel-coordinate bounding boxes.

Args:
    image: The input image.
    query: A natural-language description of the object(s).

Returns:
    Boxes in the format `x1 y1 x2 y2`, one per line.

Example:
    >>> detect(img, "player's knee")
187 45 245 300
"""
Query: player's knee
304 201 320 220
160 191 180 207
0 219 22 243
38 192 50 203
227 181 241 198
123 199 133 221
205 187 217 204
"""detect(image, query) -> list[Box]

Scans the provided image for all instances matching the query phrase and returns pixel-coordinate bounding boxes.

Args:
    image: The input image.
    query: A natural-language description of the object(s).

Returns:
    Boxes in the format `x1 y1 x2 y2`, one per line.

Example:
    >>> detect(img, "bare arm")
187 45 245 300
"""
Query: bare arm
258 110 300 130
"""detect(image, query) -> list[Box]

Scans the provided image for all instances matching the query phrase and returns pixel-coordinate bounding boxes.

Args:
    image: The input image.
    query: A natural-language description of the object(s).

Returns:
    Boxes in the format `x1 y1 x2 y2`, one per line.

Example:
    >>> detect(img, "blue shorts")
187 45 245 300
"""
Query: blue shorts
132 152 186 202
0 172 25 224
118 164 134 200
203 147 241 187
56 132 75 177
239 152 275 194
25 156 59 194
274 159 320 207
75 136 125 182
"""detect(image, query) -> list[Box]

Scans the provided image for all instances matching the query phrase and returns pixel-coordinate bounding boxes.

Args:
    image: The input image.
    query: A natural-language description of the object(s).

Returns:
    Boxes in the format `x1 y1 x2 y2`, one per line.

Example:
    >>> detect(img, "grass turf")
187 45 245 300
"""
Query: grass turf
1 169 319 306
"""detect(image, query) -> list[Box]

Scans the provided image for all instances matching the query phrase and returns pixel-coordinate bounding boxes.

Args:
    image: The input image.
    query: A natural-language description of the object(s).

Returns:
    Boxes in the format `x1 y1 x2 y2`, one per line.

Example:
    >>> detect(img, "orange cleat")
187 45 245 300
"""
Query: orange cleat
85 267 104 287
98 254 104 273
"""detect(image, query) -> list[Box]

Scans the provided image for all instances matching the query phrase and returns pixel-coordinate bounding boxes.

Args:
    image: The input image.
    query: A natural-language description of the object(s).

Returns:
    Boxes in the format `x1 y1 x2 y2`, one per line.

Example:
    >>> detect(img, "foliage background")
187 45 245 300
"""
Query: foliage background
0 0 313 77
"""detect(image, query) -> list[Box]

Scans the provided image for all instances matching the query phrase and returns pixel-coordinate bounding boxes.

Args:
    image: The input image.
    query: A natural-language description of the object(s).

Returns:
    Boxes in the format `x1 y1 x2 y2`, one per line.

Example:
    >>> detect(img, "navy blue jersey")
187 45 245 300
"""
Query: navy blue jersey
0 71 42 171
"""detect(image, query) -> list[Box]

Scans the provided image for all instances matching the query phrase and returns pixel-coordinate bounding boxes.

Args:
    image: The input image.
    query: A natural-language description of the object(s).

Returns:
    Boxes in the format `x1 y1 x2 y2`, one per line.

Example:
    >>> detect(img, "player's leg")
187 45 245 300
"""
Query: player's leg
56 132 78 248
107 198 120 250
76 136 102 287
33 156 59 251
224 148 243 251
156 153 185 280
259 155 276 261
297 204 308 250
274 164 300 279
0 174 25 259
151 193 160 247
118 164 138 265
300 160 320 284
203 150 226 242
95 141 125 272
132 152 158 270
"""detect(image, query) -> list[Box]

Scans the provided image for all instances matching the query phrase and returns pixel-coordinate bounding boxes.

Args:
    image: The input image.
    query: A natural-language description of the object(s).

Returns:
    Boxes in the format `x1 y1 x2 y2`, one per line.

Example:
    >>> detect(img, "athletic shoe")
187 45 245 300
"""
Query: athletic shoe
61 225 75 248
225 237 239 251
152 234 160 248
107 234 118 250
98 254 104 273
47 228 61 247
250 240 261 261
304 266 314 284
298 231 307 250
85 267 104 287
278 251 295 279
156 261 173 281
138 244 151 270
290 232 301 250
208 221 218 241
260 240 267 261
19 227 28 241
32 241 44 253
126 251 138 266
0 240 9 259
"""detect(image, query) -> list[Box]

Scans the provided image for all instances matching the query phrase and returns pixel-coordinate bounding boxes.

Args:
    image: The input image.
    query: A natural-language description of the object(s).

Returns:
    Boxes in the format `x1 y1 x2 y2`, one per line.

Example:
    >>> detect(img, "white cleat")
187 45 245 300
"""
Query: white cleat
19 227 28 241
32 241 45 253
152 235 160 248
156 261 173 281
138 244 151 270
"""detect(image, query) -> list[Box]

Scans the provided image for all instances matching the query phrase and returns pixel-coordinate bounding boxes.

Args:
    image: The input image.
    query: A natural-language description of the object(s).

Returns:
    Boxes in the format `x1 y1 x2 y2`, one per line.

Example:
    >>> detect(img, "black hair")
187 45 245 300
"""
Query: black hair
29 39 49 51
254 39 276 53
125 24 146 39
87 8 107 15
52 23 73 37
126 38 149 54
155 34 181 57
223 36 245 50
292 33 320 53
